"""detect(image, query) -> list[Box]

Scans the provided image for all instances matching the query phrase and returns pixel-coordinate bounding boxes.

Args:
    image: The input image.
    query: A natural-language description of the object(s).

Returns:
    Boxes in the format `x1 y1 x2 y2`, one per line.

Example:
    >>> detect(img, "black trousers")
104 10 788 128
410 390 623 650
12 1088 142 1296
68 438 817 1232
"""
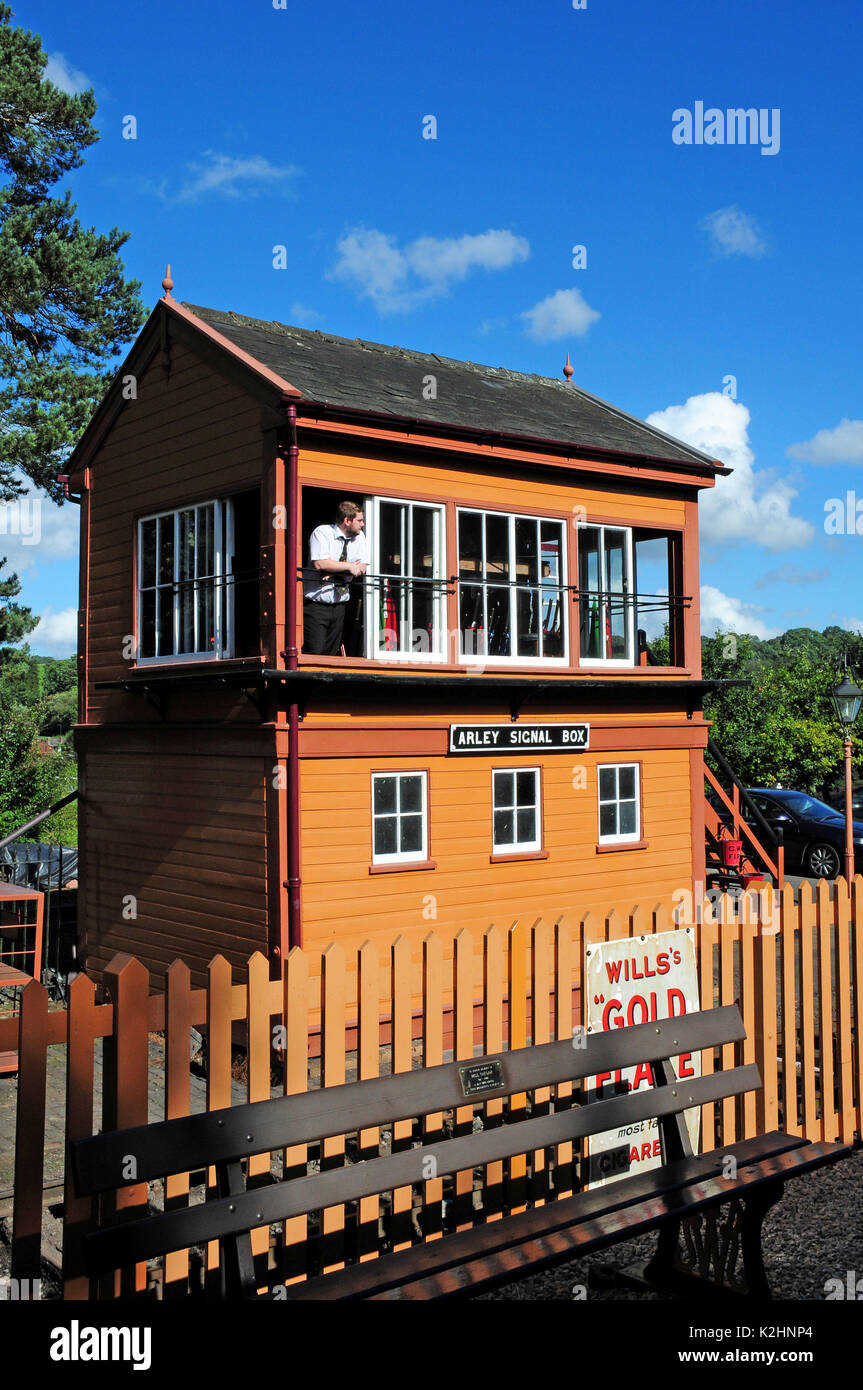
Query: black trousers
302 600 347 655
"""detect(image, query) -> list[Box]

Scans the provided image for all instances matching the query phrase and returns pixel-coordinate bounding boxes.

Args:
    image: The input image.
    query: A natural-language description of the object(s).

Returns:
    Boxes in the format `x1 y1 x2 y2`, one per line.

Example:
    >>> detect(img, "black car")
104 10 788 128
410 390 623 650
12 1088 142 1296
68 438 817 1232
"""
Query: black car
827 785 863 819
743 789 863 879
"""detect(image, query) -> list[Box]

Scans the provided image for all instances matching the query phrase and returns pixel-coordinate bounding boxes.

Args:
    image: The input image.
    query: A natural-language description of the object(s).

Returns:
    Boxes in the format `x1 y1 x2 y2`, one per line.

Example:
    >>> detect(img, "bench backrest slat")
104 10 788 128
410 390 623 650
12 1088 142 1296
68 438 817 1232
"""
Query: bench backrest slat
82 1061 760 1274
71 1005 745 1196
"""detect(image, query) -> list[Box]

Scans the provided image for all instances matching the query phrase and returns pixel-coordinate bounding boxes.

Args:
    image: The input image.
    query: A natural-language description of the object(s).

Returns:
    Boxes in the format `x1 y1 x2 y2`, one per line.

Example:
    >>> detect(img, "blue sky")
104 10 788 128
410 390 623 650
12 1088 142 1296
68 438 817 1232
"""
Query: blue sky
6 0 863 656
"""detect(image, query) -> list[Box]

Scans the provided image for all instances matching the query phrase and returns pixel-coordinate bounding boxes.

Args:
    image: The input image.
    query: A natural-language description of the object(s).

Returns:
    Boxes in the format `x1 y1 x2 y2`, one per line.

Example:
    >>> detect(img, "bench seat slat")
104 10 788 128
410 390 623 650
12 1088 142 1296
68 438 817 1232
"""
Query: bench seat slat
284 1131 811 1300
368 1140 852 1300
71 1006 745 1195
83 1063 761 1275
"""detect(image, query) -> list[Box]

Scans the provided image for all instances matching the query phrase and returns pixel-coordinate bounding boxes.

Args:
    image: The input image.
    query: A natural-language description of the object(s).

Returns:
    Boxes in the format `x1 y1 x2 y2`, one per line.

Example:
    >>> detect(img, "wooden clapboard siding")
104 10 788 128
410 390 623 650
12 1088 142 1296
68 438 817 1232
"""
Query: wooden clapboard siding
300 446 688 529
300 746 694 953
84 339 265 725
79 750 269 984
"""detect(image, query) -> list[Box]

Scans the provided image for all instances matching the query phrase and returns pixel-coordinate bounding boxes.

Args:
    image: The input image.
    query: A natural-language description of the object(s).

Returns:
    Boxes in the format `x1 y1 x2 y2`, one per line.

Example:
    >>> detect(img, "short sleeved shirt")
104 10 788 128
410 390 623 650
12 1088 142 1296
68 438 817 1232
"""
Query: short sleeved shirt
303 524 368 603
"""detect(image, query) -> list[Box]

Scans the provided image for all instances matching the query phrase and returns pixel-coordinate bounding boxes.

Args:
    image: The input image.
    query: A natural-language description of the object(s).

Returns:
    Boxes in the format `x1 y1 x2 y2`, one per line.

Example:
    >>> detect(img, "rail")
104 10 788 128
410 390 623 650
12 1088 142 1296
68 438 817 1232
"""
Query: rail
704 740 784 887
0 790 79 851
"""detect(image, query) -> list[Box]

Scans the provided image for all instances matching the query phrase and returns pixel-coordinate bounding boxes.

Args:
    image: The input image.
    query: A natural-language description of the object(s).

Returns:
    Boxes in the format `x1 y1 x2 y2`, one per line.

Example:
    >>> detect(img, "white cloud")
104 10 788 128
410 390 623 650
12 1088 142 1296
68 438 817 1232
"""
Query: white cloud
646 393 814 552
752 562 828 591
176 153 300 202
408 231 529 282
44 52 92 95
844 617 863 634
699 205 768 258
787 418 863 465
700 585 779 639
329 227 529 313
29 607 78 657
521 288 600 342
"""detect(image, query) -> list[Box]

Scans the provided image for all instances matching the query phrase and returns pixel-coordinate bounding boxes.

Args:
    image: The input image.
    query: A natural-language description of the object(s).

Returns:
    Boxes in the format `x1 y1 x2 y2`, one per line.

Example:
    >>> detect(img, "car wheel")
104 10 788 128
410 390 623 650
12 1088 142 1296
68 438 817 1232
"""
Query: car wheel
806 842 841 879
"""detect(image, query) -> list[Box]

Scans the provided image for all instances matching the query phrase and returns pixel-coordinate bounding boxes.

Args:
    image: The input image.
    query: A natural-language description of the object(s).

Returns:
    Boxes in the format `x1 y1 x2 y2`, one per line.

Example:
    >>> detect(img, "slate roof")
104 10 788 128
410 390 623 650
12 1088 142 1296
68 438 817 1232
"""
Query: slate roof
183 303 721 472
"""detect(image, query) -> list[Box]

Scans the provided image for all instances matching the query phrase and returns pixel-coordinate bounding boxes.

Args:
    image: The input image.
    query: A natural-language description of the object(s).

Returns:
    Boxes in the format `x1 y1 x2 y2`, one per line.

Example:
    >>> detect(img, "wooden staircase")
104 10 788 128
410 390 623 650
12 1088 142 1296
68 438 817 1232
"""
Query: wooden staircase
704 739 784 890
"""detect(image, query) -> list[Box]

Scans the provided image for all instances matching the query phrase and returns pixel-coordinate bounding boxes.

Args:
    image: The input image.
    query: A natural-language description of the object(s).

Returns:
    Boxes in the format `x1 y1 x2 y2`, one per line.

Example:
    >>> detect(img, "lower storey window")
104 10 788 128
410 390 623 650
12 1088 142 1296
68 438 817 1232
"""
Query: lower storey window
372 772 428 863
493 768 541 852
597 763 640 842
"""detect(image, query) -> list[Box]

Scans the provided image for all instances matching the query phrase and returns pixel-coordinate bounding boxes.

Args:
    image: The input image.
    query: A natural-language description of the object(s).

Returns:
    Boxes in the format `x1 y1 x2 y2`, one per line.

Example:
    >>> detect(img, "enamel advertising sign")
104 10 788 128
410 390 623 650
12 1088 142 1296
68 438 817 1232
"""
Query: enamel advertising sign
584 928 700 1189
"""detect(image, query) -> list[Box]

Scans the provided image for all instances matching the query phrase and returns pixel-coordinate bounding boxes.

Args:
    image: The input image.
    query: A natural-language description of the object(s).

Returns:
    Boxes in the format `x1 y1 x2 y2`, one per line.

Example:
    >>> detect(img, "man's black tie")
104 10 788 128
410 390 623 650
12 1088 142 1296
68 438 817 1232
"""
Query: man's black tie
337 536 350 594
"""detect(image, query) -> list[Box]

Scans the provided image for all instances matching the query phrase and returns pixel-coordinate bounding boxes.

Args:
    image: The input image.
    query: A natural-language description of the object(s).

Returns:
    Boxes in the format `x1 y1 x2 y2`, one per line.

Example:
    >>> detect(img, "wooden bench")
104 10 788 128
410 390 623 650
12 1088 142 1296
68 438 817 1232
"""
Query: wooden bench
69 1004 850 1301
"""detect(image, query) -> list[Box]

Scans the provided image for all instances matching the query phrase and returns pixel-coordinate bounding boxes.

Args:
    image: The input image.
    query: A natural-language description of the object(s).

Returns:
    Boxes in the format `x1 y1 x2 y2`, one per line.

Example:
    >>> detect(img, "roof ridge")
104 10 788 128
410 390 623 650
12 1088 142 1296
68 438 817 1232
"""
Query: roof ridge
183 301 591 392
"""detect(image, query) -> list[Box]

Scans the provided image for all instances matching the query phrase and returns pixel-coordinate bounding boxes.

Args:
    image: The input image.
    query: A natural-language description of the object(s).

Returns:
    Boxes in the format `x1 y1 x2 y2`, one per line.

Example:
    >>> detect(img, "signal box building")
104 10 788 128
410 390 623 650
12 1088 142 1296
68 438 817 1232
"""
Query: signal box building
67 283 727 984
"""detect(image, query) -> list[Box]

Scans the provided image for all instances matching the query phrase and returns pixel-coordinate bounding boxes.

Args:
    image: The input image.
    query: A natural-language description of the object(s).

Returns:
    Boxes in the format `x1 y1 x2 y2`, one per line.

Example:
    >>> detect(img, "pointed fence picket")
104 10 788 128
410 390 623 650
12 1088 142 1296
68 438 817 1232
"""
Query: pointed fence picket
0 884 860 1298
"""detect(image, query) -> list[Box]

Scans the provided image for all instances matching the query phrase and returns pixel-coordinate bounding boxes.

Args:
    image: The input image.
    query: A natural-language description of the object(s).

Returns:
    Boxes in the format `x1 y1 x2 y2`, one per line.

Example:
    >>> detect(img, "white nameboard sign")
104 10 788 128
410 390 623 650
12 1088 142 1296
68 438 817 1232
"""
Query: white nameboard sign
584 928 700 1189
448 723 589 753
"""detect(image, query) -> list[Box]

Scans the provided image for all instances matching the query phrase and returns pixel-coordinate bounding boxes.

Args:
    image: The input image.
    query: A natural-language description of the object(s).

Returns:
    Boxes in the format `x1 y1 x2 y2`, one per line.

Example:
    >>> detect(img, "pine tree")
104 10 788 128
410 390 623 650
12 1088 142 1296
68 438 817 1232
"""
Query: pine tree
0 554 36 664
0 2 147 502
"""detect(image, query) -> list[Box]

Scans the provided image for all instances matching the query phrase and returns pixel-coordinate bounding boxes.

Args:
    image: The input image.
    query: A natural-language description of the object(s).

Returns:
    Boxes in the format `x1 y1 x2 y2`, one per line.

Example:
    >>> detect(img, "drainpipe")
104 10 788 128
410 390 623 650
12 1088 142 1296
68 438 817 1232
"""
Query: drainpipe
285 403 302 948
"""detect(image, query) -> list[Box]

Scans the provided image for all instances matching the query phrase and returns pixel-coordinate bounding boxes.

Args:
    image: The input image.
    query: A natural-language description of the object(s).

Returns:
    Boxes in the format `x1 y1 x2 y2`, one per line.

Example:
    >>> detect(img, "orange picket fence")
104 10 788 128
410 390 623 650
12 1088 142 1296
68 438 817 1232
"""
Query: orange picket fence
0 879 861 1296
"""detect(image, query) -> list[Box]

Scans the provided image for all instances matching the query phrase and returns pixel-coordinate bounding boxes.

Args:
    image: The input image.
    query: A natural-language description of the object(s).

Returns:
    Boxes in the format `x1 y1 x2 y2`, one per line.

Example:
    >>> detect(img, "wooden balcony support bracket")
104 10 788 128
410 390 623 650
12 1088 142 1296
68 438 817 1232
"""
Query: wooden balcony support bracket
119 683 167 721
236 681 267 721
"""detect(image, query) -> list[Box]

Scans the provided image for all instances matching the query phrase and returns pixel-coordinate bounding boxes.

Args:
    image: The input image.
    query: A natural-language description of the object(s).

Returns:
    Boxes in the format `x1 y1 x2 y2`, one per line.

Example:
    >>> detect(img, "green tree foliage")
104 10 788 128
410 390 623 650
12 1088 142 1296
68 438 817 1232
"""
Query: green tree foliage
0 2 147 501
703 627 863 798
0 627 77 842
0 554 37 703
0 697 76 840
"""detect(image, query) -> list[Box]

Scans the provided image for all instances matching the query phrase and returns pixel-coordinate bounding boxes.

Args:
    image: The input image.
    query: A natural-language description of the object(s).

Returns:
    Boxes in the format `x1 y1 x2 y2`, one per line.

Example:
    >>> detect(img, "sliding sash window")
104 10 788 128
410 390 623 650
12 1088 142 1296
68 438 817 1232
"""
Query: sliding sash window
577 525 635 666
457 509 567 664
138 499 234 662
366 497 446 660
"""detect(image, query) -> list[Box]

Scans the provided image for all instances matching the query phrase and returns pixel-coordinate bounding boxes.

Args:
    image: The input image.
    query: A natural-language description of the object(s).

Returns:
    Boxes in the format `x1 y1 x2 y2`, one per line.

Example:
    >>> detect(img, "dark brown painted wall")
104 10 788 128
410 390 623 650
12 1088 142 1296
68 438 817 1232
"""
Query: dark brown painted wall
76 338 272 983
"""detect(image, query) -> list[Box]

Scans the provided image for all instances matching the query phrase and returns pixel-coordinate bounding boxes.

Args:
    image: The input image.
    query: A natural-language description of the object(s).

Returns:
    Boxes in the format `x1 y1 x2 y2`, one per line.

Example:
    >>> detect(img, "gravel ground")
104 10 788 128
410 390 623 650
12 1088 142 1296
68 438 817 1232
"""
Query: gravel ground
478 1144 863 1300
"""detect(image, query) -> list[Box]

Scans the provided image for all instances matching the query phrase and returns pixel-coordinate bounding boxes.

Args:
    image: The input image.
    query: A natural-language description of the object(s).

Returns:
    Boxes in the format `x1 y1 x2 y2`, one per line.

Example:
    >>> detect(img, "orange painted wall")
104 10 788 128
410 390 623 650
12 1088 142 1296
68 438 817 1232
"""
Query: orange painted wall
299 744 695 959
299 445 688 528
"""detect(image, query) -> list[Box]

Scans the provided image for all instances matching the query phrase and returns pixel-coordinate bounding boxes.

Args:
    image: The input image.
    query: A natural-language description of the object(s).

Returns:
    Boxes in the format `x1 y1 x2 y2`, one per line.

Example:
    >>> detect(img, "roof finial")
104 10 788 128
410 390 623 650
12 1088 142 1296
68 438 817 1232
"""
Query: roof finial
563 351 574 382
162 263 174 299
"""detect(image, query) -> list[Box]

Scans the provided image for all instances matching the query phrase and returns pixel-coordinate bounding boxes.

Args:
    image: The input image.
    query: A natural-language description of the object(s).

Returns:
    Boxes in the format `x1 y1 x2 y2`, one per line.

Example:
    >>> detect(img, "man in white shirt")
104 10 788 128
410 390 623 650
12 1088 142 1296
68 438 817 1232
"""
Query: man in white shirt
302 500 368 654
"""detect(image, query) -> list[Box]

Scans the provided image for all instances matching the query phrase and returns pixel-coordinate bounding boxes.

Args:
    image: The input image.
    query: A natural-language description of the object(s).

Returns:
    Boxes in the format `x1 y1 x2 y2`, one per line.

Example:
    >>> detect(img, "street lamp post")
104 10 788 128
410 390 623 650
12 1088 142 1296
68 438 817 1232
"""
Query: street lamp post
831 670 863 883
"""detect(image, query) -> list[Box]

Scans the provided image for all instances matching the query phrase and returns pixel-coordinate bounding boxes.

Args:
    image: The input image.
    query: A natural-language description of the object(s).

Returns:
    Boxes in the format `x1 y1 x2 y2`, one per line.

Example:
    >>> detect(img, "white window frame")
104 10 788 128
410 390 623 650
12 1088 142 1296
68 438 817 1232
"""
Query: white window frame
364 496 447 662
577 523 636 668
492 766 542 854
136 498 234 664
597 762 641 844
456 507 569 667
371 771 429 864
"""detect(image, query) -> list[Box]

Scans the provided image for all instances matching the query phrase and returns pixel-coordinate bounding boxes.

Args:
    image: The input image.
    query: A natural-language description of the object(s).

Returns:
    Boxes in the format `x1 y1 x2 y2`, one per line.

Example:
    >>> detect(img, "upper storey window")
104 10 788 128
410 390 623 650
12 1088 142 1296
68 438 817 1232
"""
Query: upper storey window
457 509 567 664
578 526 683 667
368 497 447 660
137 492 260 663
578 526 633 665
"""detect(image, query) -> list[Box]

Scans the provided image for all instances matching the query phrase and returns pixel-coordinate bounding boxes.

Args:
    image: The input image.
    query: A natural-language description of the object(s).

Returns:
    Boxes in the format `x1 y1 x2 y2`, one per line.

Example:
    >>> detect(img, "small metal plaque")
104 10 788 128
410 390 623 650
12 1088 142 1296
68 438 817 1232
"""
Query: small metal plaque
459 1060 504 1097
